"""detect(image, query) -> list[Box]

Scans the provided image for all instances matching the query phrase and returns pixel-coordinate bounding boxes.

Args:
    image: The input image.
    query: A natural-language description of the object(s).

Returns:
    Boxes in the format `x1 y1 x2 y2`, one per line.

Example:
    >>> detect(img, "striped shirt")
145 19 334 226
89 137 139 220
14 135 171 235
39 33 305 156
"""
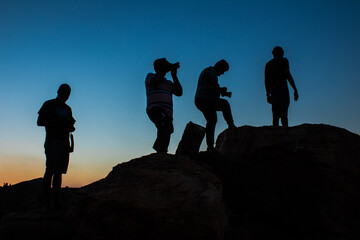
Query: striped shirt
145 73 174 119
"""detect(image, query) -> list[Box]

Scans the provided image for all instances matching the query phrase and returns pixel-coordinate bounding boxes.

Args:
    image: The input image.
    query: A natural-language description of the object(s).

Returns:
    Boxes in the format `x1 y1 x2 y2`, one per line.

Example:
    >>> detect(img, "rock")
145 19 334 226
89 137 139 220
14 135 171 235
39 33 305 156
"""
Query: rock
176 121 206 156
216 124 360 239
0 178 44 221
2 124 360 240
67 153 227 240
0 180 78 240
0 210 73 240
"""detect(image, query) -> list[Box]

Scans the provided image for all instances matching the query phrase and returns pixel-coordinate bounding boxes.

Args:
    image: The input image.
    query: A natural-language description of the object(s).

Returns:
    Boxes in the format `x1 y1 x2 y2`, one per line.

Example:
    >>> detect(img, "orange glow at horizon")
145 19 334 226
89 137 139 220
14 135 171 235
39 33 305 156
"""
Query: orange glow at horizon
0 155 112 188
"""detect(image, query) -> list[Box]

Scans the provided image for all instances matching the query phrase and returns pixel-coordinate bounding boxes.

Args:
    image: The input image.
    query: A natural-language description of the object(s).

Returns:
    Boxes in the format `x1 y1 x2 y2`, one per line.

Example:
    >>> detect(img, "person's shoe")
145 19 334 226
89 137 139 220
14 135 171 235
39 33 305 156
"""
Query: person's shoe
228 123 236 130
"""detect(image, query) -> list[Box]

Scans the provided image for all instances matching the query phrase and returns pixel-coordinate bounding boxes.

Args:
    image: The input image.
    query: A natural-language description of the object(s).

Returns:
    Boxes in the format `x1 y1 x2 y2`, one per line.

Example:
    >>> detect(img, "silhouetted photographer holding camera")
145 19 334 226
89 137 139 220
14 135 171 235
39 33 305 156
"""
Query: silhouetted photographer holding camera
145 58 183 153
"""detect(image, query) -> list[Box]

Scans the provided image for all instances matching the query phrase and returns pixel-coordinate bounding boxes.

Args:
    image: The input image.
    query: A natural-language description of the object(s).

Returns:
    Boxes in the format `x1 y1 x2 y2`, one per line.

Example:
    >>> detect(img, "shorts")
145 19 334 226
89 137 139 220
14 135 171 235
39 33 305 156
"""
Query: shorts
44 136 70 174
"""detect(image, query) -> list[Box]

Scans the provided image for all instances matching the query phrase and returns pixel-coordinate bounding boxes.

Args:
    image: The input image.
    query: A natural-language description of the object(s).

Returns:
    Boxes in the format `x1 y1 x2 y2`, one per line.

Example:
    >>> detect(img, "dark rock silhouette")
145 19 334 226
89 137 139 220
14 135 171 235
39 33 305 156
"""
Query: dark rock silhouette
176 121 206 155
0 179 78 240
1 154 226 240
68 153 226 240
216 124 360 239
1 124 360 240
0 178 43 220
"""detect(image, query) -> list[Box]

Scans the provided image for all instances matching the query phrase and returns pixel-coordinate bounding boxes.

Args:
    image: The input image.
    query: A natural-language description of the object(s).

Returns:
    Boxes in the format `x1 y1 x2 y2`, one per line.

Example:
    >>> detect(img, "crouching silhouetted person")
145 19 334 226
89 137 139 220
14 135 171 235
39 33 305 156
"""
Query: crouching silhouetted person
145 58 183 153
265 46 299 127
195 59 236 152
38 84 75 208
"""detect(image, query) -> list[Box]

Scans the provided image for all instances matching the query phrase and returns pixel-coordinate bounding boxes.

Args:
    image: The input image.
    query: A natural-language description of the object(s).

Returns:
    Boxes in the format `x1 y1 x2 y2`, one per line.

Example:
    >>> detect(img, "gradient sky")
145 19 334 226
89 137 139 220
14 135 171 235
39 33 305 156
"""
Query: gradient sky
1 0 360 187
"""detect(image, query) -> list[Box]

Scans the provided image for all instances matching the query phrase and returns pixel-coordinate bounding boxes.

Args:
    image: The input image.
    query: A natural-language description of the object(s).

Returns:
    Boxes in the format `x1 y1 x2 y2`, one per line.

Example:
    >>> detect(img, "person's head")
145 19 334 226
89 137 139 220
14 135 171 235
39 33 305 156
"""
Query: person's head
214 59 229 76
272 46 284 59
57 84 71 103
153 58 172 76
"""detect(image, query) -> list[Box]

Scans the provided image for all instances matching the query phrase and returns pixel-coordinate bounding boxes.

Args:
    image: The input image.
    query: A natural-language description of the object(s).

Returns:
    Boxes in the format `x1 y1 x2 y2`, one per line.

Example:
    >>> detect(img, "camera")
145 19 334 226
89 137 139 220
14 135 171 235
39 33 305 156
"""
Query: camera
220 87 232 98
168 62 180 71
223 91 232 98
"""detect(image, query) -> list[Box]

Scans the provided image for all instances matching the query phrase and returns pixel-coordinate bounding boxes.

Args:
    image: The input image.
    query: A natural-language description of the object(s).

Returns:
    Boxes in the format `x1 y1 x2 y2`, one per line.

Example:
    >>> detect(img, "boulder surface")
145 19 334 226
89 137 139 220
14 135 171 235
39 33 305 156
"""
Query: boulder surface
1 124 360 240
216 124 360 239
68 153 227 240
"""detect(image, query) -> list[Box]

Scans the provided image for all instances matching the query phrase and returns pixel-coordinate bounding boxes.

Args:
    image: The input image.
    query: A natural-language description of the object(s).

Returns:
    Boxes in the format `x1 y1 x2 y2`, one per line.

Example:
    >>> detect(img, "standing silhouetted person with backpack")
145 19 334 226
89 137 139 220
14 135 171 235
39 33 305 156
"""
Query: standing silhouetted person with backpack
195 59 236 152
265 46 299 127
145 58 183 153
38 84 75 209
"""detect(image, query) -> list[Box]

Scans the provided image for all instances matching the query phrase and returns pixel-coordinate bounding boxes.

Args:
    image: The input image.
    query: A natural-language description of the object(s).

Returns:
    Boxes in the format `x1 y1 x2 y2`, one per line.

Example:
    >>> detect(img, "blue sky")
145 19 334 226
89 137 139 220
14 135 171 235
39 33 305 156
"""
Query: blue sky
1 0 360 186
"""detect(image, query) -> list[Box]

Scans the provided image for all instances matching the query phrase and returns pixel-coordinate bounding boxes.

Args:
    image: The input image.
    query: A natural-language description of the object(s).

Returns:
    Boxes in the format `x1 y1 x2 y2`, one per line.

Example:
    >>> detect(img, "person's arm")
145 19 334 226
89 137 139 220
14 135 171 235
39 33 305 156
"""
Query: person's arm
68 108 76 132
171 68 183 96
285 59 298 101
264 63 272 103
287 74 298 101
37 102 51 126
37 113 46 126
208 69 219 88
204 69 221 98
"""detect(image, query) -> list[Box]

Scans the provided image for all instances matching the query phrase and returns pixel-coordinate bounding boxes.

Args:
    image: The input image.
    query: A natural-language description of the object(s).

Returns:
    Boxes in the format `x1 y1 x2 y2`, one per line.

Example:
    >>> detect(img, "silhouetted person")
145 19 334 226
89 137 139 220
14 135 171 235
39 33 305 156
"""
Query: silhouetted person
195 59 235 152
265 46 298 127
145 58 183 153
37 84 75 208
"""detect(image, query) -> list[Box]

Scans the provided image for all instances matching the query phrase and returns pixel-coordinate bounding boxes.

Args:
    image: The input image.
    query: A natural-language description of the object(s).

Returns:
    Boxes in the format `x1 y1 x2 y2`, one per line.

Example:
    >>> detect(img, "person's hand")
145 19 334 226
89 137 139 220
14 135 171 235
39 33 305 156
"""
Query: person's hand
170 62 179 76
267 94 272 104
171 68 177 75
220 87 227 96
69 126 76 132
294 91 299 101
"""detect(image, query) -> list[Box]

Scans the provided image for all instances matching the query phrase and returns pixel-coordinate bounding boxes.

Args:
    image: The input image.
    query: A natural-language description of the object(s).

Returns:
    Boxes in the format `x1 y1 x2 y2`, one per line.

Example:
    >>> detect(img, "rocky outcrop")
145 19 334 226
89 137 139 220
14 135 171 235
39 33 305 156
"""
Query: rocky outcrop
216 124 360 239
1 124 360 240
68 153 227 240
176 121 206 155
0 154 226 240
0 179 77 240
0 178 43 220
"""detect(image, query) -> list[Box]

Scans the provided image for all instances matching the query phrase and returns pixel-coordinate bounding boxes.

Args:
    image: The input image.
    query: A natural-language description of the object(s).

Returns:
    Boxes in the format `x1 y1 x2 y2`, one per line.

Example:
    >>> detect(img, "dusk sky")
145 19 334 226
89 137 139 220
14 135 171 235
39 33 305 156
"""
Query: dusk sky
1 0 360 187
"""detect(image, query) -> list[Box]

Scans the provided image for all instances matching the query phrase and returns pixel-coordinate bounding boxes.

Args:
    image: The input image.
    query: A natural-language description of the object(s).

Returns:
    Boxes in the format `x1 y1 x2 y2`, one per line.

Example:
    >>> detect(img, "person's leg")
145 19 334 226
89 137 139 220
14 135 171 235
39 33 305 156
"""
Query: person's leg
205 112 217 150
157 118 173 153
280 107 289 127
196 99 217 150
148 108 164 152
52 173 62 207
43 168 55 209
216 99 235 128
272 104 280 127
52 173 62 190
273 114 280 126
43 169 53 196
280 115 288 127
148 107 173 153
202 108 217 149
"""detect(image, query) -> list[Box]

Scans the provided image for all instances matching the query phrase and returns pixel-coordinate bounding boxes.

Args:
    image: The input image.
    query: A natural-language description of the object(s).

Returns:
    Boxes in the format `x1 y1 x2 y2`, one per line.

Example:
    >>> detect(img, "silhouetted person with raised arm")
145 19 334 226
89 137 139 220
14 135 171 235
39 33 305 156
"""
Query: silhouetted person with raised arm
38 84 75 208
195 59 236 152
145 58 183 153
265 46 299 127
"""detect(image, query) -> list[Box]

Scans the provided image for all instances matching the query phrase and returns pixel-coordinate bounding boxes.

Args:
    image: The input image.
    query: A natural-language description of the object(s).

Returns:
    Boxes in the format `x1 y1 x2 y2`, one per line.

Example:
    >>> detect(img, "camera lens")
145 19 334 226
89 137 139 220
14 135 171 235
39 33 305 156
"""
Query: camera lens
173 62 180 69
